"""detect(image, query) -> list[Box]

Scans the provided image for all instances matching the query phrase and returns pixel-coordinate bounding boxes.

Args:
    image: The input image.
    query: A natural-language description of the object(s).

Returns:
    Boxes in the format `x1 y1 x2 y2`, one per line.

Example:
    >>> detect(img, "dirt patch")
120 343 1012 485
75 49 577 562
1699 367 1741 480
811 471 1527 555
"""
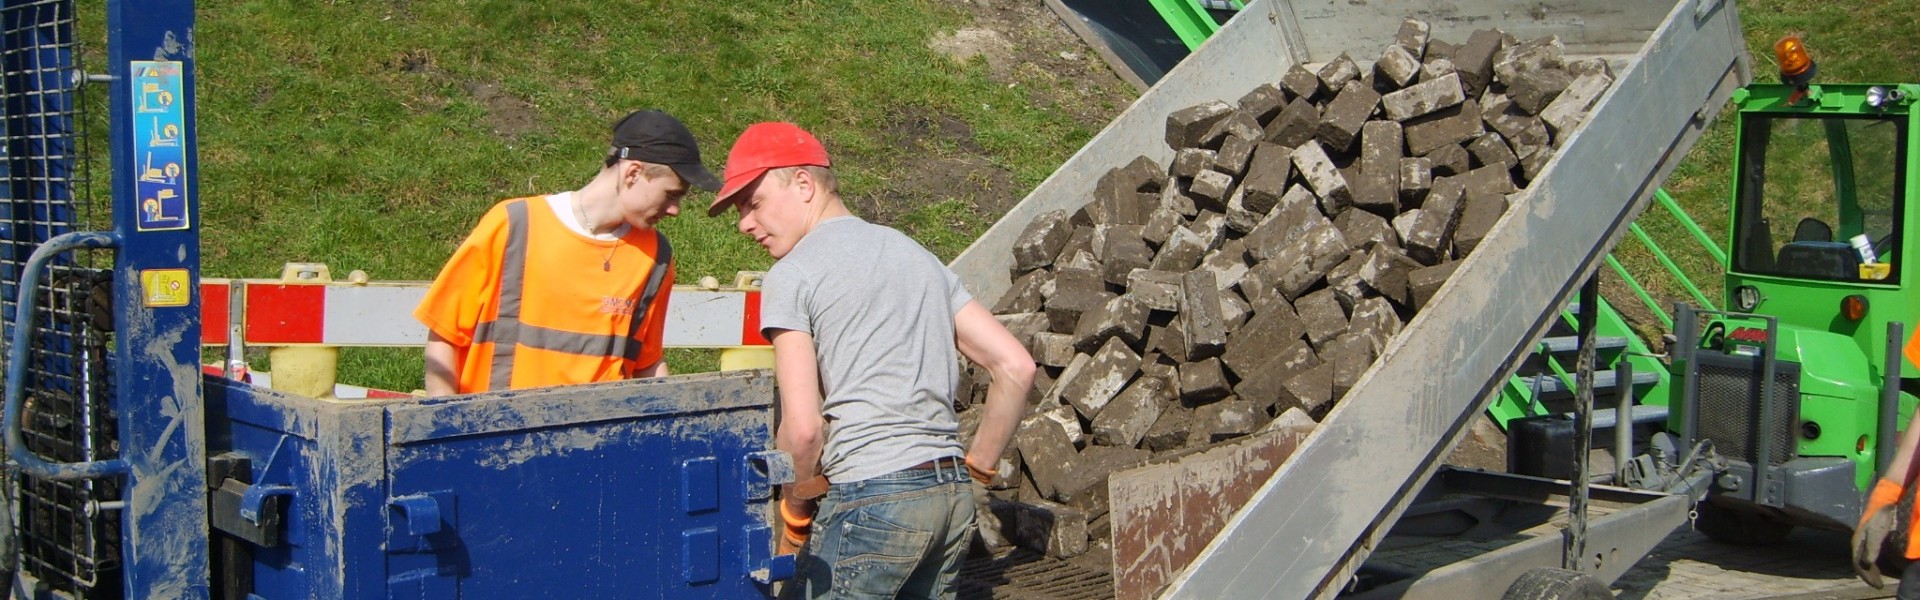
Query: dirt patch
930 27 1017 76
948 0 1137 131
847 107 1020 227
463 81 542 140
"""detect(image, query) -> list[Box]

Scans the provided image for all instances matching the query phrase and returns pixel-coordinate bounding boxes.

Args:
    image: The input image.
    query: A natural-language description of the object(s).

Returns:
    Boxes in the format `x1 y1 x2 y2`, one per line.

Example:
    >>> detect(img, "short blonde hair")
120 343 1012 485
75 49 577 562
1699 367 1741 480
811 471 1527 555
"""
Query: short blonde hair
765 166 839 195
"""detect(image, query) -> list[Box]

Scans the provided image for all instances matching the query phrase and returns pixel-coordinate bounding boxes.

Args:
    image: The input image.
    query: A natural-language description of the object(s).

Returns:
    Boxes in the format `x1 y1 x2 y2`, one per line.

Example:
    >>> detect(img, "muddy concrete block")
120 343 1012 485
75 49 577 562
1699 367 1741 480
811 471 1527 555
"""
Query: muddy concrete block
1493 35 1565 87
1187 170 1233 212
1360 245 1421 309
1221 300 1305 378
1053 225 1094 267
1172 147 1217 179
1452 191 1509 259
1180 270 1230 361
1142 403 1194 452
1045 267 1110 333
1565 57 1614 79
1092 166 1153 226
1376 44 1422 89
995 269 1051 314
1396 18 1431 58
1409 261 1459 311
1282 363 1335 414
1317 52 1362 91
1454 29 1504 97
1420 57 1457 83
1142 207 1182 249
1296 289 1348 349
1321 332 1377 399
1292 142 1352 216
1073 294 1149 354
1518 143 1552 183
1126 269 1183 312
1424 143 1471 178
1422 176 1466 247
1239 83 1289 126
1541 71 1613 141
1061 446 1148 506
1282 63 1322 101
1271 226 1352 301
1150 226 1209 272
1013 209 1074 272
1349 168 1399 218
1187 211 1229 252
1426 38 1456 61
1324 251 1372 311
1405 98 1483 156
1218 288 1252 331
1394 209 1445 266
1381 72 1465 122
1177 358 1231 405
1200 246 1250 298
1045 355 1089 409
1245 186 1327 260
1360 121 1404 178
1336 206 1399 253
1059 249 1099 273
1266 97 1321 148
1033 331 1077 368
1201 110 1264 150
1233 339 1321 414
1016 413 1080 500
1224 189 1265 236
1092 376 1172 448
1194 398 1261 444
1158 183 1199 219
1467 132 1517 169
1348 296 1404 356
1240 143 1292 215
1463 164 1518 198
1485 102 1552 149
1213 134 1258 177
1097 225 1153 286
1400 157 1433 208
1167 100 1235 150
998 311 1052 353
1060 337 1141 420
1000 499 1089 559
1318 80 1380 153
1509 67 1572 115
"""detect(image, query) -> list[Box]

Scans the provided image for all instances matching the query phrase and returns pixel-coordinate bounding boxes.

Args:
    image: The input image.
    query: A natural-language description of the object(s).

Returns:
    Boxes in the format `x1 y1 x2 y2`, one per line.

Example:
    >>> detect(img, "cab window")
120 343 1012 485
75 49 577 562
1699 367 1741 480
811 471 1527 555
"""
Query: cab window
1731 114 1907 283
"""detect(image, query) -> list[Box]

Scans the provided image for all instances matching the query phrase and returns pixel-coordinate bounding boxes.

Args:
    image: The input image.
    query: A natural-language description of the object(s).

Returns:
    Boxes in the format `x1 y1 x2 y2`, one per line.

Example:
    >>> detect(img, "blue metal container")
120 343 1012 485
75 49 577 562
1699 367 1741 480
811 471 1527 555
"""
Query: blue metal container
207 371 783 598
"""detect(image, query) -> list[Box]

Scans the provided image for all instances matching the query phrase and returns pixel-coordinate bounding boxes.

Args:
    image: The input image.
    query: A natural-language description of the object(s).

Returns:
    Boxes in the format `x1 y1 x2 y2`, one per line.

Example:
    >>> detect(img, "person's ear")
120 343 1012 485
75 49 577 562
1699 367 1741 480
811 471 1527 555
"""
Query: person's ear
793 169 814 201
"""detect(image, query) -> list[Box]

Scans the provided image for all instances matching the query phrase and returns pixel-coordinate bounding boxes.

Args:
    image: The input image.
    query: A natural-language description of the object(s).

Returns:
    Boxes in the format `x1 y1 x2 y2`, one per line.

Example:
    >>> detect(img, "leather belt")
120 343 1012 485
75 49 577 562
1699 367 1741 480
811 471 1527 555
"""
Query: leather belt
904 456 963 471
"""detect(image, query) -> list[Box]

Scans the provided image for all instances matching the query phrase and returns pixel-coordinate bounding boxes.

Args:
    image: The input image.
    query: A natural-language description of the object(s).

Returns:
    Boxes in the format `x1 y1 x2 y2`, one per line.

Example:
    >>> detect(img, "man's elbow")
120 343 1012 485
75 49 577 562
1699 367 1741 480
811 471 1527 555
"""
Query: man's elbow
777 417 826 453
988 356 1037 395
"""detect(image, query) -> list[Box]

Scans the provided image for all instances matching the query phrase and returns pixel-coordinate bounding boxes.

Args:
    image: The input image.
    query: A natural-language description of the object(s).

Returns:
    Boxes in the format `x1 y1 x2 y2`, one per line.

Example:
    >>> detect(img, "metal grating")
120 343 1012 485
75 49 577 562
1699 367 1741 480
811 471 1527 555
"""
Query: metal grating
958 549 1115 600
1694 354 1800 467
0 0 121 596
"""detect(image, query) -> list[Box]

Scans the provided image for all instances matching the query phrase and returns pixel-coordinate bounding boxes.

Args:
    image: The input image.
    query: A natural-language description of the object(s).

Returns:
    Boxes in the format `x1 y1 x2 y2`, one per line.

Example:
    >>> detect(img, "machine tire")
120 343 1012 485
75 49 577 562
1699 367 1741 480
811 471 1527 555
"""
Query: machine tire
1501 567 1613 600
1694 502 1793 545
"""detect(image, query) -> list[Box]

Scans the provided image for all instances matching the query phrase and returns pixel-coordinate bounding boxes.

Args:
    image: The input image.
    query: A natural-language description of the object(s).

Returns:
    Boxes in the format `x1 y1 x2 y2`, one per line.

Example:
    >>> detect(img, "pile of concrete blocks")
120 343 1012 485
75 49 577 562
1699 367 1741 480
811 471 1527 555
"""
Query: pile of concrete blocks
959 19 1615 559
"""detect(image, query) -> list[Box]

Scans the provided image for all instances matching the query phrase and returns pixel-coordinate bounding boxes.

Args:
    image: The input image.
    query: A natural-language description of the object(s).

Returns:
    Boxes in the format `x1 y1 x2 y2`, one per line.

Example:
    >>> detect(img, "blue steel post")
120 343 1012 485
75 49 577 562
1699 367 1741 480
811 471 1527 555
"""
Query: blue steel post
106 0 209 597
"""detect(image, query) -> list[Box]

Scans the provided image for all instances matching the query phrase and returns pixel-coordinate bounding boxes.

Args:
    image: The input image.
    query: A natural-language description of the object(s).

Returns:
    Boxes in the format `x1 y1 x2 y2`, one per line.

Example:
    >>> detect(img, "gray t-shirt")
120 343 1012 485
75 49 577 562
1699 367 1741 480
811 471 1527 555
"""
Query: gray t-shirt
760 216 971 483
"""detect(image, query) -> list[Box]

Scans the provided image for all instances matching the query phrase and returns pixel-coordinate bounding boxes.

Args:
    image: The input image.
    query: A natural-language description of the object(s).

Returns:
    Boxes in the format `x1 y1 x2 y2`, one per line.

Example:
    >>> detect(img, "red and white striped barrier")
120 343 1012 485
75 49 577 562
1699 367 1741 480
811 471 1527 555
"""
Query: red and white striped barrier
200 279 771 349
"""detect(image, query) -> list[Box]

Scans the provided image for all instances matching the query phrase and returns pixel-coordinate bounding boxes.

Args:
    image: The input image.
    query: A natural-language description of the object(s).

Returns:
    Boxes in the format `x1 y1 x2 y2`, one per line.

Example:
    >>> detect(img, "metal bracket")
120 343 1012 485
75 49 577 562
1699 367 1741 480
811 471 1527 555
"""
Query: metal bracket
744 450 797 502
240 484 295 525
210 479 288 548
389 495 445 537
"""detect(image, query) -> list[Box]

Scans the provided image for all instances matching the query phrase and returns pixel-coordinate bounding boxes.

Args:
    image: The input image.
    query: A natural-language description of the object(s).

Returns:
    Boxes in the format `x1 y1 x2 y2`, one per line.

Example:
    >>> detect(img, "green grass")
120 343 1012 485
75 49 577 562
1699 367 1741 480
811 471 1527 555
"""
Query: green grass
1605 0 1920 335
175 1 1124 391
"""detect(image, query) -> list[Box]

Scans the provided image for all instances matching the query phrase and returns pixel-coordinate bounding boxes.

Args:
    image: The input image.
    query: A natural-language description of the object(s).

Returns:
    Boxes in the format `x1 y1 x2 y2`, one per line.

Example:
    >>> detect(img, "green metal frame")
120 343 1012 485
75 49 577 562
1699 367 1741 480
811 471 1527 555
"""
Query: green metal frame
1146 0 1241 51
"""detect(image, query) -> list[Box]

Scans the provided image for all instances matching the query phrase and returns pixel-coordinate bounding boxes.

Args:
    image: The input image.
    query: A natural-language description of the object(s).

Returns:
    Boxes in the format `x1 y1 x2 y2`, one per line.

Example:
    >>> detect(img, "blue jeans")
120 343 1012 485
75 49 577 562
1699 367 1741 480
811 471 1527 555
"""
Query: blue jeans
787 461 974 600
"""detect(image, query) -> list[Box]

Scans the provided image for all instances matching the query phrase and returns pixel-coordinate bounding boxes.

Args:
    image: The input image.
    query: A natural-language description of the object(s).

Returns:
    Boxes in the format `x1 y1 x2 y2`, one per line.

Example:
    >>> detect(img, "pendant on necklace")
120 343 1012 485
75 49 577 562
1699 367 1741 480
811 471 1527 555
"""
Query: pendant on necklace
603 257 612 272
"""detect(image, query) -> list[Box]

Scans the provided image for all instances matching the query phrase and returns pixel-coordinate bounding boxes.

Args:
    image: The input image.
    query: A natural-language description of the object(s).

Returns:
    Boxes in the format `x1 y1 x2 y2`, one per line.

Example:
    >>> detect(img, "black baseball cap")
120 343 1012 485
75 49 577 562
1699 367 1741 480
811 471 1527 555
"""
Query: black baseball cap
608 110 722 192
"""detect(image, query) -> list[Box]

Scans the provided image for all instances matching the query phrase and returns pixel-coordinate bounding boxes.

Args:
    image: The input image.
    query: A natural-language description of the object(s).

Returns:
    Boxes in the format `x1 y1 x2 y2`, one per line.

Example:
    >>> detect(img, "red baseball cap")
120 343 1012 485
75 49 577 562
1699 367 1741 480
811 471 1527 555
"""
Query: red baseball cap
709 122 832 217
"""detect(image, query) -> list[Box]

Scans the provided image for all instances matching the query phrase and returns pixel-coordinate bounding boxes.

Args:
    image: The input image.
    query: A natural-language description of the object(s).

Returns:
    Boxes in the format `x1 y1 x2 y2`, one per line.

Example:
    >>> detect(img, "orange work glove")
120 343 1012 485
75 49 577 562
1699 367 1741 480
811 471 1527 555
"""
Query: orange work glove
965 457 1009 548
1853 478 1903 589
777 497 815 556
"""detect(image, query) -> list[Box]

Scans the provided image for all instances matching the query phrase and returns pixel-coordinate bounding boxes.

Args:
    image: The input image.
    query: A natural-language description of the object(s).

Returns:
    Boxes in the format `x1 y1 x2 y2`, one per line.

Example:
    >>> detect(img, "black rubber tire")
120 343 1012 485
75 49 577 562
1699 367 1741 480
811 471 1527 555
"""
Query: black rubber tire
1501 567 1614 600
1693 502 1794 545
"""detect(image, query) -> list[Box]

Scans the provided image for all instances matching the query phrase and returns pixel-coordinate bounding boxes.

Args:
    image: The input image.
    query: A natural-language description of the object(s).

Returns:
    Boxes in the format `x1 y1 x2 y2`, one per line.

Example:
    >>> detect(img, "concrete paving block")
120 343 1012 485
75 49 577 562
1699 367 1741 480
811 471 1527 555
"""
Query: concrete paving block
1348 296 1404 356
1360 120 1405 179
1361 245 1422 309
1073 294 1150 354
1485 102 1552 149
1467 131 1517 169
1240 142 1292 215
1141 205 1183 248
1180 270 1230 361
1045 266 1109 333
1125 269 1184 312
1221 299 1305 378
1192 398 1261 444
1060 446 1149 507
1281 63 1322 101
1348 167 1400 218
1518 142 1552 184
1016 412 1081 500
1382 72 1466 122
1166 100 1234 150
1092 376 1172 448
1292 141 1352 216
1142 403 1194 452
1053 225 1094 267
1061 337 1141 420
1282 362 1335 414
1199 242 1250 294
1317 80 1381 153
1171 147 1217 179
998 311 1052 353
1158 182 1199 219
1492 35 1565 86
1321 332 1378 399
1233 339 1321 414
1396 208 1448 266
1265 407 1318 433
1239 83 1289 125
1422 176 1466 246
1187 210 1229 252
1150 225 1209 272
1097 224 1154 286
1178 357 1232 405
1218 287 1252 331
1188 169 1234 212
1565 57 1613 80
1032 331 1078 368
1541 71 1614 141
1463 164 1518 198
1376 44 1422 89
1213 133 1258 177
1419 57 1457 83
1451 191 1510 259
1317 52 1362 92
1000 498 1089 559
1324 250 1373 311
1295 289 1349 349
1453 29 1505 97
1224 189 1263 235
1265 96 1321 149
1201 110 1263 150
1396 18 1431 58
1059 249 1099 274
995 268 1051 314
1092 167 1149 226
1405 98 1483 156
1013 209 1074 273
1244 187 1325 261
1335 206 1399 252
1509 67 1572 115
1426 39 1456 61
1400 157 1433 208
1424 143 1471 178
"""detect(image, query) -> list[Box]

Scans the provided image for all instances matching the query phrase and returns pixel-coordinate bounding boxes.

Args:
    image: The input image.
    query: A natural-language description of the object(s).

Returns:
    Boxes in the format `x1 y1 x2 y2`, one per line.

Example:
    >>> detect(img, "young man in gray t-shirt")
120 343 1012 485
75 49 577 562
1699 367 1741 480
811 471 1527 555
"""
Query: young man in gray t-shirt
709 122 1033 599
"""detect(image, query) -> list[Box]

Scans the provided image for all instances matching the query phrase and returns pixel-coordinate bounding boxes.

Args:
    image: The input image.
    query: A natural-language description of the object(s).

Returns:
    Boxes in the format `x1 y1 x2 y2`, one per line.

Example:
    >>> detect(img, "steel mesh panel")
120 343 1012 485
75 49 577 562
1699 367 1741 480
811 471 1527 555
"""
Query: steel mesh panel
1694 357 1799 466
0 0 120 595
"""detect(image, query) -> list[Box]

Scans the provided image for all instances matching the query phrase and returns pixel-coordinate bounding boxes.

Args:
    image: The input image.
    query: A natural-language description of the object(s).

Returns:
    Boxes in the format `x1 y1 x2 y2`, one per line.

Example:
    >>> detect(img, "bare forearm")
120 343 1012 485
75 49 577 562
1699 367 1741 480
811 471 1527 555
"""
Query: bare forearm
423 337 459 396
965 364 1031 468
638 359 670 378
1889 412 1920 485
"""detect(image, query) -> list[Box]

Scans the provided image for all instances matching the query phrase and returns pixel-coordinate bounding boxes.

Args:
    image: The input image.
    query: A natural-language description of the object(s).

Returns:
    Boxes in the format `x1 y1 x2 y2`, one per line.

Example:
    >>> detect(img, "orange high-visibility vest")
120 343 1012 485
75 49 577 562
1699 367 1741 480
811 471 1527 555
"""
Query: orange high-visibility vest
416 197 673 393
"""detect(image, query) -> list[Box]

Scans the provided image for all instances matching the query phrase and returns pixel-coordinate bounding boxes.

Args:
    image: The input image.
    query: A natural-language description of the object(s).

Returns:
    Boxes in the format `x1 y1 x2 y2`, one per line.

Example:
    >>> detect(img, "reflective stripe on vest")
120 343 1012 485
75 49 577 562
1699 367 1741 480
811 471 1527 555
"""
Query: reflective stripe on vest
475 199 672 390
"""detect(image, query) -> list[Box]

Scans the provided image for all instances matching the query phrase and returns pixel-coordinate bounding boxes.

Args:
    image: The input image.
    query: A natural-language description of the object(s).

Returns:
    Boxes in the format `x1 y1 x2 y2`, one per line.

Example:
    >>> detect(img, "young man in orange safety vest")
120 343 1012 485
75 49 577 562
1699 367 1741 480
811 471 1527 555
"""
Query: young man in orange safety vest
1854 337 1920 597
415 110 719 395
